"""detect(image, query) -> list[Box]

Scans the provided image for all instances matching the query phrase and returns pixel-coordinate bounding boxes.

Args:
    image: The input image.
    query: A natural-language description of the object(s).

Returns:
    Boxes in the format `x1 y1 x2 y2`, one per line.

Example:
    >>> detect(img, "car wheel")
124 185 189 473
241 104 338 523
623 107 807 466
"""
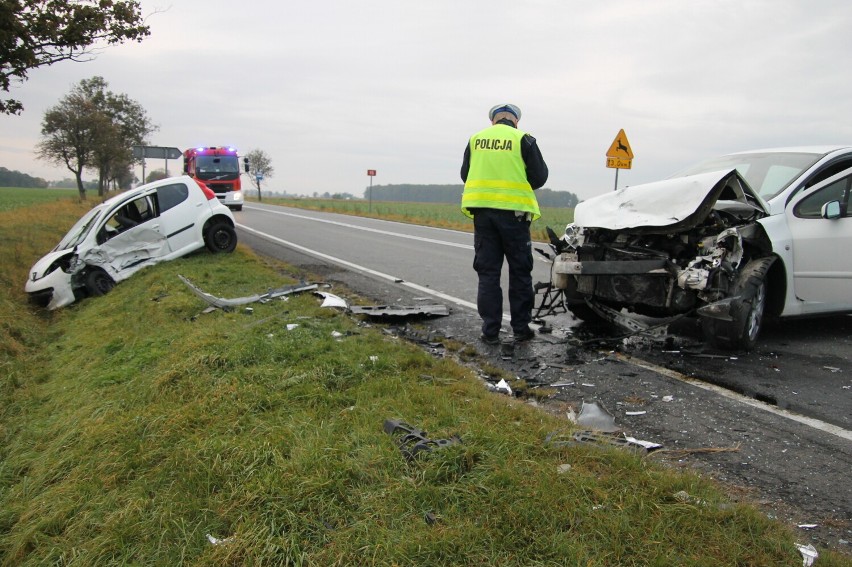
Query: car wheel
85 269 115 297
702 257 774 351
204 221 237 253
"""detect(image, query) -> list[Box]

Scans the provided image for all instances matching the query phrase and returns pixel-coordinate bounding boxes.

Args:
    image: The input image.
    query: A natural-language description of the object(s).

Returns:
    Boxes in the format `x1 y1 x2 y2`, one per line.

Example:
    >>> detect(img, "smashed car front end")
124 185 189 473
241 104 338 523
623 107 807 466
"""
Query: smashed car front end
553 170 772 322
25 249 83 310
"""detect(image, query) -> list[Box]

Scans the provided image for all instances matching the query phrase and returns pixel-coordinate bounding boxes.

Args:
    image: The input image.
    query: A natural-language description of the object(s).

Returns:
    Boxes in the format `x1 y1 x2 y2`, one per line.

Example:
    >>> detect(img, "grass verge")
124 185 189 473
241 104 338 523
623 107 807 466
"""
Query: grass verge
1 198 847 565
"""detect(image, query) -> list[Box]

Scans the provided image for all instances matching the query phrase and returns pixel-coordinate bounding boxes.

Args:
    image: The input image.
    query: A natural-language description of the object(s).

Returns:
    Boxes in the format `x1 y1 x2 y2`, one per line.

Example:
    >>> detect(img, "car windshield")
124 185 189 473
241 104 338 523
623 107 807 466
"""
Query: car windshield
670 151 824 201
54 207 104 251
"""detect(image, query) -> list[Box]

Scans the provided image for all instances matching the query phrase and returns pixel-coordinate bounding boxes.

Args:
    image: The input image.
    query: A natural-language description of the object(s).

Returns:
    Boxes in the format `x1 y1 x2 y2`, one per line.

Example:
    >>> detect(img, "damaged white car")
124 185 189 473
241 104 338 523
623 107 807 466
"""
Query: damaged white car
552 146 852 349
26 175 238 310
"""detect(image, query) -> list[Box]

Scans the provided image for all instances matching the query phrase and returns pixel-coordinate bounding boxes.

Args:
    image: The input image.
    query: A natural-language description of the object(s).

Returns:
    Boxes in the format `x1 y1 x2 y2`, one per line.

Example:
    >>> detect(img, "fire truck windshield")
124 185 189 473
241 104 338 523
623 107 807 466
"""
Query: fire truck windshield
195 155 240 181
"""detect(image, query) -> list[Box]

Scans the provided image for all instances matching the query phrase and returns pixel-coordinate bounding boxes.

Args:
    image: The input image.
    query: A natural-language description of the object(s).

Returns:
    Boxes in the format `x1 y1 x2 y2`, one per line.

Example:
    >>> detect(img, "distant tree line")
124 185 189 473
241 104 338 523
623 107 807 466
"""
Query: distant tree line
365 184 580 207
0 167 47 188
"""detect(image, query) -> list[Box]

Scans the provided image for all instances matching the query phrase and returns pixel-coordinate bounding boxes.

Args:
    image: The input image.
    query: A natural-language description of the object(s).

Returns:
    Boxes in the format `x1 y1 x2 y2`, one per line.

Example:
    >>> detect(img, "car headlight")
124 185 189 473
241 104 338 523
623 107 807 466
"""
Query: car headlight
40 253 79 279
233 191 243 201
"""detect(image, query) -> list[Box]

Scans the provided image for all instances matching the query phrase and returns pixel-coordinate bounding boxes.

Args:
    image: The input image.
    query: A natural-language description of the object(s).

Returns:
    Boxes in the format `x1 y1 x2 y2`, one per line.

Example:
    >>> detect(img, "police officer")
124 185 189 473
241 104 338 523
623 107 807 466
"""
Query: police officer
460 103 549 344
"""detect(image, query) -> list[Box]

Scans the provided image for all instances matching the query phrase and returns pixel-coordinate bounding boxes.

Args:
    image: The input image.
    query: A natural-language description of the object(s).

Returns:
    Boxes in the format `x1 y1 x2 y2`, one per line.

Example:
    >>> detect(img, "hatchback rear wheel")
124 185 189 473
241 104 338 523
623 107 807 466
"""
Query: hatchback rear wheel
204 221 237 253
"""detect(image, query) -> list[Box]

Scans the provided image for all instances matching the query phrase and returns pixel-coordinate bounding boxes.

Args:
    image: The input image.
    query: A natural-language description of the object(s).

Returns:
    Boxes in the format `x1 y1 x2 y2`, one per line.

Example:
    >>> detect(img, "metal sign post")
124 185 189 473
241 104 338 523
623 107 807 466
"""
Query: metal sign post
605 130 634 191
132 146 182 184
367 169 376 212
256 173 264 202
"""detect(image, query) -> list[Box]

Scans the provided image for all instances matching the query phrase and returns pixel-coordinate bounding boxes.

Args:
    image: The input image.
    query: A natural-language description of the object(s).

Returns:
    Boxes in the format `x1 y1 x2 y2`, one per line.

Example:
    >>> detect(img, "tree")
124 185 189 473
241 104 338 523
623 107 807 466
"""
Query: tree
76 76 156 196
35 76 154 199
145 168 167 183
1 0 150 115
244 149 274 201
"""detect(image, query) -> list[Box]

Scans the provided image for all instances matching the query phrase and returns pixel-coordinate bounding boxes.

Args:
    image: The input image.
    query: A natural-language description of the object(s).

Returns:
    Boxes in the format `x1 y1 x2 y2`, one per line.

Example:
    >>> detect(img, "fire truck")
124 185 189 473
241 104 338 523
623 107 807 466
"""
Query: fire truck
183 146 248 211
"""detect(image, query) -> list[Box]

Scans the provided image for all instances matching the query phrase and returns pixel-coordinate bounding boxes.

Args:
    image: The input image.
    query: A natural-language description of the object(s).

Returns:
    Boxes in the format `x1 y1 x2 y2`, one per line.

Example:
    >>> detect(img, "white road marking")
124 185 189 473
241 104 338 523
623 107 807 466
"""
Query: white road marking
245 204 474 250
238 223 478 312
617 352 852 443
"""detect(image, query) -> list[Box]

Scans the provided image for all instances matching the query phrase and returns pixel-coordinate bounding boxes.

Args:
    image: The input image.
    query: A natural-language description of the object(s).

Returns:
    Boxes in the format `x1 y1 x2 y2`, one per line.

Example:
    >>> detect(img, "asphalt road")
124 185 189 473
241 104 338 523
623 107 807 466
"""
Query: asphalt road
234 202 852 554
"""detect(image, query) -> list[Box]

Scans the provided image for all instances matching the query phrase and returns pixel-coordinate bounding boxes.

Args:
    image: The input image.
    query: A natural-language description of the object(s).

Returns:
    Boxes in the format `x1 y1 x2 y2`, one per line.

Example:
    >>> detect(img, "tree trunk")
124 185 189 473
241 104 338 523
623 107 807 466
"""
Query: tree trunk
75 171 86 201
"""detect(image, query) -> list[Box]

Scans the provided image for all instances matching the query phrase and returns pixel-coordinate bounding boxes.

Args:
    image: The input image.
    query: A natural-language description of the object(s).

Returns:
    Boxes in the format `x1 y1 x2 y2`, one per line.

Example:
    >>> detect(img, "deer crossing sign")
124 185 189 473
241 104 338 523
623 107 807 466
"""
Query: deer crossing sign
605 129 633 169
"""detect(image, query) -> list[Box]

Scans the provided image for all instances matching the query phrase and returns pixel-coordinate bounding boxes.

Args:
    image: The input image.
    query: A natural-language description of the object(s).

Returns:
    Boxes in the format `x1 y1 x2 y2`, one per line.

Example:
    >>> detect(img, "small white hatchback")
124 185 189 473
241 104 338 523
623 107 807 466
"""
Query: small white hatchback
25 175 237 309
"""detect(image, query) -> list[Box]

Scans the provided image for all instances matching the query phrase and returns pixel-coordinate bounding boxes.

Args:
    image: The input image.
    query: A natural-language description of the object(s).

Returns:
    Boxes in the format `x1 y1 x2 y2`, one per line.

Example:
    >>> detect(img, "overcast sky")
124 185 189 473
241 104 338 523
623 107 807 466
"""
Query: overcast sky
3 0 852 201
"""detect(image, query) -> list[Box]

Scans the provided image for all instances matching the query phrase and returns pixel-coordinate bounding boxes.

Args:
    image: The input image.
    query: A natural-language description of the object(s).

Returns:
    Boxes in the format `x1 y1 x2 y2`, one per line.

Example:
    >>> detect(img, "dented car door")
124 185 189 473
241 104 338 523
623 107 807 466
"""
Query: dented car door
85 193 169 279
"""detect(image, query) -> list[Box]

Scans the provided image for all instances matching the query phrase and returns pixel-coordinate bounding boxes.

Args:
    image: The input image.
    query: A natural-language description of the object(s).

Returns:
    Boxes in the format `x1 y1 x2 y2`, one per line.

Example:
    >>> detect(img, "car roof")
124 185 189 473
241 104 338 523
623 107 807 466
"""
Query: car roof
725 145 852 156
99 175 197 208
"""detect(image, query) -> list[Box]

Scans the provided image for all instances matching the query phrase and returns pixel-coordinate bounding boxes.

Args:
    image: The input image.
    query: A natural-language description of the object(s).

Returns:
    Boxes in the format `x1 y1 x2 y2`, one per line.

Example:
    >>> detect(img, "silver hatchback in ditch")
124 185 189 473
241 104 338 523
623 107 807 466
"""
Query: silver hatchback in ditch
26 175 238 309
552 146 852 349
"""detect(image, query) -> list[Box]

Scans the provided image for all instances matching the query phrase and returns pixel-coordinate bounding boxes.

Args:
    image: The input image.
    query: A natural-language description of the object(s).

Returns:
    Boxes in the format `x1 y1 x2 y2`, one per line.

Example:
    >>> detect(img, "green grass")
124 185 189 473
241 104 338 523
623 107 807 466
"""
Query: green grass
0 187 79 212
1 199 849 565
260 197 575 242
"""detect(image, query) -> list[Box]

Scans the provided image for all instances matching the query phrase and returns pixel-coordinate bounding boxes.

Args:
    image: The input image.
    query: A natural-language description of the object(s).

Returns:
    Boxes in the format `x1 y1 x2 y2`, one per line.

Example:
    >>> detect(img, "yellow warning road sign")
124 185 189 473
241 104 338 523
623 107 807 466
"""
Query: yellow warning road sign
606 129 634 159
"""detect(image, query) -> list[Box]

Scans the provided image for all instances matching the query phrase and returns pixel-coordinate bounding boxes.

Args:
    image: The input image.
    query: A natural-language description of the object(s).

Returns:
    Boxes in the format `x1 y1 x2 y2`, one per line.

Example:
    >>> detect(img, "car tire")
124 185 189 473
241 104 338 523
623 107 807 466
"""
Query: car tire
204 221 237 253
85 269 115 297
702 257 774 351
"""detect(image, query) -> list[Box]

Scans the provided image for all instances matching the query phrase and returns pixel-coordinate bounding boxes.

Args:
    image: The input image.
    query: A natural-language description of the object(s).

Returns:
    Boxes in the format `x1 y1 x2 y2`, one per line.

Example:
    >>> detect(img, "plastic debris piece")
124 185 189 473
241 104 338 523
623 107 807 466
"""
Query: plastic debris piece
206 534 233 546
625 411 647 416
315 291 348 309
797 524 818 529
545 429 661 453
795 543 818 566
331 331 344 338
487 378 513 395
577 401 618 432
823 366 841 373
662 395 674 402
383 419 461 461
349 304 449 318
286 324 299 330
556 463 572 474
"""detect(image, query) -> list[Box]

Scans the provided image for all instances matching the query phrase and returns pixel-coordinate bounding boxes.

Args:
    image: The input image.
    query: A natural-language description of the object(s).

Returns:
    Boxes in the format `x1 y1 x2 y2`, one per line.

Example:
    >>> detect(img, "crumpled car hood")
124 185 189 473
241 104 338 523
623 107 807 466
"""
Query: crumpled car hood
574 169 769 232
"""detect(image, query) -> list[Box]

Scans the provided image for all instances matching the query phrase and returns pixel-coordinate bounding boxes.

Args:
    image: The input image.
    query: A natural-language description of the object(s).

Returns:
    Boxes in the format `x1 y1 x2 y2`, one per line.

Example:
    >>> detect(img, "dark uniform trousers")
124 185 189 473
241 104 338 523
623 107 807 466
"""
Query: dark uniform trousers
471 208 534 338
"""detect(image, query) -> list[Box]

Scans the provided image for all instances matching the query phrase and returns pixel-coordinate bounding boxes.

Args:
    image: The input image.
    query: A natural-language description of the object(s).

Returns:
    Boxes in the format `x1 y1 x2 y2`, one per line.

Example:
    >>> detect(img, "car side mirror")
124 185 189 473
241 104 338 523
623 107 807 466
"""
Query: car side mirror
821 200 842 219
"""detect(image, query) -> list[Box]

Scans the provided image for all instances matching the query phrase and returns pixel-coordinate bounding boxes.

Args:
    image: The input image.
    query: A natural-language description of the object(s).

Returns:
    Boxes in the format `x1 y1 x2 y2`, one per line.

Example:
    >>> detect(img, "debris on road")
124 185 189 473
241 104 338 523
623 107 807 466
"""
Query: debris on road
350 303 450 318
576 401 618 432
544 429 663 453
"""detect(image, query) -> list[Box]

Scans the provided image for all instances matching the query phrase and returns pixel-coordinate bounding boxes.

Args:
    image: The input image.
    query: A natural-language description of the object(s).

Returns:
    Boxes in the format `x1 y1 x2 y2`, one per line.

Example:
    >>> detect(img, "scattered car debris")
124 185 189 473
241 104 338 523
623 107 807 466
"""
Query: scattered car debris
556 463 572 474
795 542 818 566
486 378 513 396
383 419 461 461
625 411 647 416
206 533 234 546
349 304 450 318
798 524 819 529
576 401 619 432
315 291 349 309
544 429 663 453
179 275 318 310
823 366 841 373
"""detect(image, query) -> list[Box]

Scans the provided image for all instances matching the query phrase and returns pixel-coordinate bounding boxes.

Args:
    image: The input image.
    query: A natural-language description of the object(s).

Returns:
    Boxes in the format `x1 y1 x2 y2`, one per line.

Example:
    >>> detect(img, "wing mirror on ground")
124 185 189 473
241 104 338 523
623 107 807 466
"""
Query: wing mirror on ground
821 200 842 219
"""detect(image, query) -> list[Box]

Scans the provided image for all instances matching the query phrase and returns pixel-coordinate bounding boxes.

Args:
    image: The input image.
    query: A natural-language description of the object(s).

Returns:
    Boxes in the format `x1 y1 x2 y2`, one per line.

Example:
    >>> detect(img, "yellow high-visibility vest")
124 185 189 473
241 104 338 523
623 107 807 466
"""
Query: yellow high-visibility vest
462 124 540 220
